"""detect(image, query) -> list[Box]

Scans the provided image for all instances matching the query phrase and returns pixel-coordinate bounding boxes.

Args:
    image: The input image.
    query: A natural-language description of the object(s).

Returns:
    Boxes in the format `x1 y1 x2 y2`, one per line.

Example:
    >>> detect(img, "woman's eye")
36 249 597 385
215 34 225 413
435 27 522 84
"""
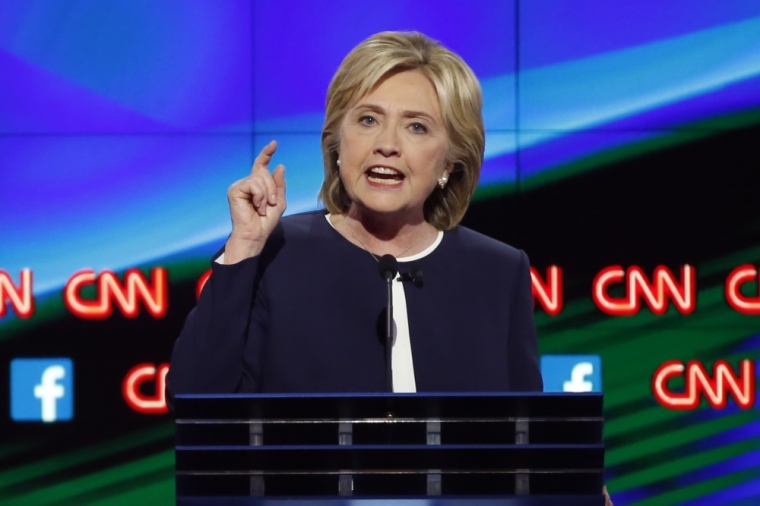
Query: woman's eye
359 115 376 125
410 122 428 133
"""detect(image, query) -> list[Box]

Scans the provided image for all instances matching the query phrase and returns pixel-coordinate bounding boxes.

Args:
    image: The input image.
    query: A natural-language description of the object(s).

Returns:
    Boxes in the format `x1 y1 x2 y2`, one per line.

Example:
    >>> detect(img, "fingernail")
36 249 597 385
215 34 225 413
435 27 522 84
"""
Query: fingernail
270 194 277 202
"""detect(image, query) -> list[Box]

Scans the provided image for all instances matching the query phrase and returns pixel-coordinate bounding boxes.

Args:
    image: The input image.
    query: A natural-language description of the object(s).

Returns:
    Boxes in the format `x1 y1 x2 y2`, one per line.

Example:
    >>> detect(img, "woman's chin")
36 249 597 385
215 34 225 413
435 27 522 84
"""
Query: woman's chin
351 200 419 221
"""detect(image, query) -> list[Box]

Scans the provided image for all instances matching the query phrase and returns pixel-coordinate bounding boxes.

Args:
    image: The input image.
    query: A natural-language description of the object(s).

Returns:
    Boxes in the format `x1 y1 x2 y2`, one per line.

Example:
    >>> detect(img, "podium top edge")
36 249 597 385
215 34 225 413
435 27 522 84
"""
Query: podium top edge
175 392 603 400
173 393 603 419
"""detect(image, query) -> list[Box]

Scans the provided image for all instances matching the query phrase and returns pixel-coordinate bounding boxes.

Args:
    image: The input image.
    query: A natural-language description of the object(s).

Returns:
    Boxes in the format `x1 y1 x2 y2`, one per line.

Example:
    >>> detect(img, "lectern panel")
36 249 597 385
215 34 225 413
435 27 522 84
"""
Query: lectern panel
176 444 603 472
174 393 605 503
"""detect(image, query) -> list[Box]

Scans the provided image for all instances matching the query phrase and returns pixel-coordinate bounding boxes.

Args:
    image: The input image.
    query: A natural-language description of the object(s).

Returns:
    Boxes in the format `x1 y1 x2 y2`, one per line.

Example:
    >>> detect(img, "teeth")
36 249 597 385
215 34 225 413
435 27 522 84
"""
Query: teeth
369 167 400 175
367 175 402 185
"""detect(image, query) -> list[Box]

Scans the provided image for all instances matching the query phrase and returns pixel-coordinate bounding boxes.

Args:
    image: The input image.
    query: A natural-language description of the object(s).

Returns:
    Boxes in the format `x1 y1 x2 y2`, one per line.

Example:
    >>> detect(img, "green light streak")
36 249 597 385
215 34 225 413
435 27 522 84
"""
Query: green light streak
607 410 760 467
0 423 172 492
617 465 760 506
2 450 173 506
78 478 174 506
607 437 760 493
521 108 760 194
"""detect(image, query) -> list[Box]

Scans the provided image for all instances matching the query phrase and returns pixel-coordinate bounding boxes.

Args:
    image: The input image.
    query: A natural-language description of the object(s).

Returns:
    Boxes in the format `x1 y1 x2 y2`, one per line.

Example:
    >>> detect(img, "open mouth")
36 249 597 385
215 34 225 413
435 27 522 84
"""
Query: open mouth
366 166 405 186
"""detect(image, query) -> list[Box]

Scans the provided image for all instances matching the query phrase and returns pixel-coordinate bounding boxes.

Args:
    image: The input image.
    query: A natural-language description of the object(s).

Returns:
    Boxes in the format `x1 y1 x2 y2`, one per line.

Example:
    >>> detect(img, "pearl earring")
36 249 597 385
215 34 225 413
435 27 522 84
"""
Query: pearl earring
438 175 448 189
337 159 341 166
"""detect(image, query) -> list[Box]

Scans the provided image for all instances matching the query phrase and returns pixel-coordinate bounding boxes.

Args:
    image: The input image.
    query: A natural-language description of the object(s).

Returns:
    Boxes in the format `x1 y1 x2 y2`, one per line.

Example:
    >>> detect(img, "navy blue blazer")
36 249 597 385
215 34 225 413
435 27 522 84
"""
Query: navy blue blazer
167 211 542 401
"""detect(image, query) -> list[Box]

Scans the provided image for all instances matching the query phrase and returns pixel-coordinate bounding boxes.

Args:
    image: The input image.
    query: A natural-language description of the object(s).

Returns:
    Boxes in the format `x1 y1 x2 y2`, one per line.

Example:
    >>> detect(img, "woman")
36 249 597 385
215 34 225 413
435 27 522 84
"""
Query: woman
167 31 616 505
167 31 542 398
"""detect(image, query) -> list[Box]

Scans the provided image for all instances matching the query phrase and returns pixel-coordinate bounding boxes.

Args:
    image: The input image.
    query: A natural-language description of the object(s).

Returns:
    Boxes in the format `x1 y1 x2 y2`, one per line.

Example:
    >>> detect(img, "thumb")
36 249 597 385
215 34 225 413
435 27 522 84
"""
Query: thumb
272 164 286 206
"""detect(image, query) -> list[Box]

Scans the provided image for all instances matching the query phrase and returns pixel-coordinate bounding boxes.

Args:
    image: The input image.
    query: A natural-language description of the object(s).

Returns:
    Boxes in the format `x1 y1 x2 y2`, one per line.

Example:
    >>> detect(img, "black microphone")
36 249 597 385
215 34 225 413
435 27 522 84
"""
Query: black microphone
378 254 397 392
378 254 398 282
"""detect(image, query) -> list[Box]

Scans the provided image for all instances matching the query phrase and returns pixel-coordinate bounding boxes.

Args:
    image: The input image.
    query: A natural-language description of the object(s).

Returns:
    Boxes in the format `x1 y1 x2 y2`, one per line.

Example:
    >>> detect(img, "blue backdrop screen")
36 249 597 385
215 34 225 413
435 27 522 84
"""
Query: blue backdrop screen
2 1 760 505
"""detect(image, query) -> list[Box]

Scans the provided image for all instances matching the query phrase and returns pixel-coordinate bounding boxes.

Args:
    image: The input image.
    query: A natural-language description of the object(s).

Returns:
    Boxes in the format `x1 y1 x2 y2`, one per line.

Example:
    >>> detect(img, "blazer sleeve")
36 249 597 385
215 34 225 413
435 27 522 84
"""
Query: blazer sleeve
165 254 265 407
508 250 544 392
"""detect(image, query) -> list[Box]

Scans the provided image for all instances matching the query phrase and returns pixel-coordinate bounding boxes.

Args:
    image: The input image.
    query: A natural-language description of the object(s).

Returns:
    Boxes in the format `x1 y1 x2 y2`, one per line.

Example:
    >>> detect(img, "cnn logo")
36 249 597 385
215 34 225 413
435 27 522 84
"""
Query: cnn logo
652 360 756 410
64 268 167 319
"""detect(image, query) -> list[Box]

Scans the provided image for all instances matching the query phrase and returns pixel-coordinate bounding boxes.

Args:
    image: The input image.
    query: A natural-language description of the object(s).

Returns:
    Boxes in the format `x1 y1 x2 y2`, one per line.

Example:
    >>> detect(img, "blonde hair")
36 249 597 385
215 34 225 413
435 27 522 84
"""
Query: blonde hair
318 31 484 230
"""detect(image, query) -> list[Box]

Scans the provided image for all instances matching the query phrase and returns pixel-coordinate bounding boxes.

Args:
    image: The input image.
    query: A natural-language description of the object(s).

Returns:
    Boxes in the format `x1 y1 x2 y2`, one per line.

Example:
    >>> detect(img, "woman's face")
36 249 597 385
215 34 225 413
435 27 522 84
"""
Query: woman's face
338 70 450 223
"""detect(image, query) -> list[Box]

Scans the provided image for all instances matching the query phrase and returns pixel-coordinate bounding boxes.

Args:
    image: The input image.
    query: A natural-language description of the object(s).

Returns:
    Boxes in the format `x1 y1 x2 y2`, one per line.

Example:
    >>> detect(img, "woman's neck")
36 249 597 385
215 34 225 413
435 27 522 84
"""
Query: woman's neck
335 206 438 258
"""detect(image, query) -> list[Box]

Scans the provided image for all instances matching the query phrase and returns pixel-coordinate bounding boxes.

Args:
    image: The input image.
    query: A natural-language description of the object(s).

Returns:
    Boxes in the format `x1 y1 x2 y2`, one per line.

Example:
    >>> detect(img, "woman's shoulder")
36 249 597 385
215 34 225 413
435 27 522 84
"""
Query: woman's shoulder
279 209 327 230
273 209 332 241
445 225 526 266
253 210 335 266
261 209 342 256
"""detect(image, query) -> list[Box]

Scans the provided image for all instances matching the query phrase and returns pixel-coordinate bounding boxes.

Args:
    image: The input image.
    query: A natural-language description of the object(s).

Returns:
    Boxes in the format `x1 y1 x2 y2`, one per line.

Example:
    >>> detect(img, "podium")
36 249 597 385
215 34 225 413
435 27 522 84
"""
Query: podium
174 393 604 505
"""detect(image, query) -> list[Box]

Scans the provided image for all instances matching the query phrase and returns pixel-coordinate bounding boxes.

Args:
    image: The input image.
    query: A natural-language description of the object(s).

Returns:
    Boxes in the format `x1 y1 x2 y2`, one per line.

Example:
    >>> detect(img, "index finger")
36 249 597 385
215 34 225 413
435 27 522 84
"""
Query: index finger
251 140 278 175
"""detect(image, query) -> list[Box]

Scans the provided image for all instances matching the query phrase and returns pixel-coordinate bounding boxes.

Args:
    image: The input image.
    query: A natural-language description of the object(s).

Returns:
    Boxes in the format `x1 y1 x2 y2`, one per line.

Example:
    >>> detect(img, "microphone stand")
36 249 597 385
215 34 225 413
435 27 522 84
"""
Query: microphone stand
385 273 393 392
378 255 398 393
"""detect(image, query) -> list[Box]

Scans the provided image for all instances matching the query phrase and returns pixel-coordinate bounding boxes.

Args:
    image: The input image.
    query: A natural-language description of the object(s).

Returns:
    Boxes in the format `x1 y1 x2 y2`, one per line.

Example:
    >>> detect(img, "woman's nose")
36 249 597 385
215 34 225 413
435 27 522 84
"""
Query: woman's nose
373 124 401 157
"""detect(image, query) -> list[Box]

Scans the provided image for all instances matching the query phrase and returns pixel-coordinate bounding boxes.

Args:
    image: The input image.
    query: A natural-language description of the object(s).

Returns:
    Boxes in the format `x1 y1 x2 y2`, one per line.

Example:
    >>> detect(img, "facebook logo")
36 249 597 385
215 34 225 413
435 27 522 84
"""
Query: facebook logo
10 358 73 422
541 355 602 393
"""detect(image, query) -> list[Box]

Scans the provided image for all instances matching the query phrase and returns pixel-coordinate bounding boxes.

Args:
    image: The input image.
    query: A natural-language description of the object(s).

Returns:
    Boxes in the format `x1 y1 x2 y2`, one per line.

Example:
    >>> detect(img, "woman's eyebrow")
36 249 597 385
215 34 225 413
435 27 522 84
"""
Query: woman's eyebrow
401 110 438 123
353 103 385 114
354 103 440 123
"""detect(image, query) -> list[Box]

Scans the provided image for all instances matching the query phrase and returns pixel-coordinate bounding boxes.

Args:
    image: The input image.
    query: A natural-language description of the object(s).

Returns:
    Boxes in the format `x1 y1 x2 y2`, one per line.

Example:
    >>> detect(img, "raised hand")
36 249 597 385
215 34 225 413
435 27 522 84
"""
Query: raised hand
224 141 287 264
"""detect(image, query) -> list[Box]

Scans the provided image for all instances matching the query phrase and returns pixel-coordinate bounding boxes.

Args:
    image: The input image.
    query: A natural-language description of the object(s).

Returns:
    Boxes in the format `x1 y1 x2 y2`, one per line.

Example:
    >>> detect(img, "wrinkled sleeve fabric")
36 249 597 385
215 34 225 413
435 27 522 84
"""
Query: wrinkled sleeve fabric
508 250 544 392
166 254 264 407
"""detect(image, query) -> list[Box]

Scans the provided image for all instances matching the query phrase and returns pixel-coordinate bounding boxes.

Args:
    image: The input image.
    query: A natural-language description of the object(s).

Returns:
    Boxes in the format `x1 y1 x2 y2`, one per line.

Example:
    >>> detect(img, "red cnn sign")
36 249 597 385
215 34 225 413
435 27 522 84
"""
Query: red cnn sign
531 266 563 316
122 363 170 414
593 265 695 316
652 360 755 410
0 269 34 318
196 269 212 300
726 265 760 315
64 268 168 319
